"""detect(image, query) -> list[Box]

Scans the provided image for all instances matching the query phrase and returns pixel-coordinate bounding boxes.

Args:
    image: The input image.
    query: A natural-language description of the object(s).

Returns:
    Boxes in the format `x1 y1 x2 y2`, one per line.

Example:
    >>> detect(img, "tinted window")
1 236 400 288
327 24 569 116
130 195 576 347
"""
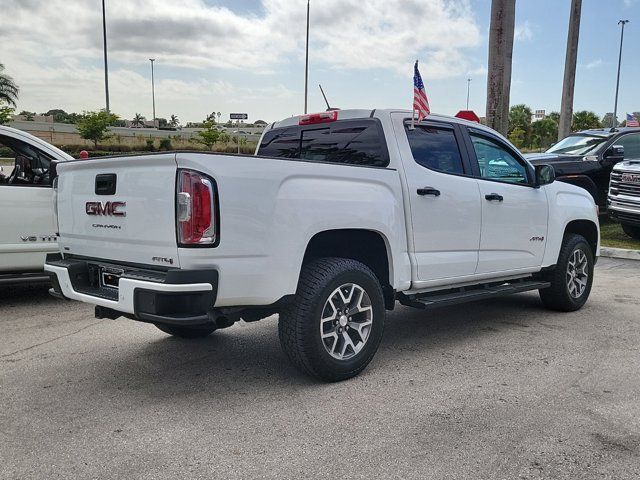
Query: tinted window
617 133 640 159
257 119 388 167
470 133 529 184
256 128 300 158
405 124 465 174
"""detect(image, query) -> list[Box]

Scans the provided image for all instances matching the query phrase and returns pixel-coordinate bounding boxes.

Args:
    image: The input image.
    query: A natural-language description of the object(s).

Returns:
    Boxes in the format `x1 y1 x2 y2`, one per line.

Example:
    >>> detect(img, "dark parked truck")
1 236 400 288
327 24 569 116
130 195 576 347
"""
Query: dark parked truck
526 127 640 208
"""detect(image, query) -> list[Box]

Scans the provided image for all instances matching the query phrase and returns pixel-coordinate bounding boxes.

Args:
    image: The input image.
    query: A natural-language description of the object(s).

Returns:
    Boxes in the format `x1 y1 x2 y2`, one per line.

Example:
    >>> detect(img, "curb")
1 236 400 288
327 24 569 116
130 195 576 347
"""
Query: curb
600 247 640 261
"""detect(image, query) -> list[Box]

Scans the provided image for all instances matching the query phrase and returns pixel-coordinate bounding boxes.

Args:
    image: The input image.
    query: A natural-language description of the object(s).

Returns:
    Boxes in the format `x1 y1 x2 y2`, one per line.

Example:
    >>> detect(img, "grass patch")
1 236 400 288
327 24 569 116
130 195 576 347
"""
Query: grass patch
600 219 640 250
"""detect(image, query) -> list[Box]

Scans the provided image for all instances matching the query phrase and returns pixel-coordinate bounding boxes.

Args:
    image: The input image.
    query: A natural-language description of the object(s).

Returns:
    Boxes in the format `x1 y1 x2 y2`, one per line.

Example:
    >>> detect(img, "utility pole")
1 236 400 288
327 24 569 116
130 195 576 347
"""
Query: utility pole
149 58 156 128
613 20 629 129
304 0 310 114
558 0 582 141
466 78 472 110
486 0 516 135
102 0 110 112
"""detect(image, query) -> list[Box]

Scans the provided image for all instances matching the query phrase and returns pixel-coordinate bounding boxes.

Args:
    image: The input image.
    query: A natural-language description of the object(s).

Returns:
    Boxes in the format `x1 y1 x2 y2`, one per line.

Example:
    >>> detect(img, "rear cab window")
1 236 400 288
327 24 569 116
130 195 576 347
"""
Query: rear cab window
257 119 389 167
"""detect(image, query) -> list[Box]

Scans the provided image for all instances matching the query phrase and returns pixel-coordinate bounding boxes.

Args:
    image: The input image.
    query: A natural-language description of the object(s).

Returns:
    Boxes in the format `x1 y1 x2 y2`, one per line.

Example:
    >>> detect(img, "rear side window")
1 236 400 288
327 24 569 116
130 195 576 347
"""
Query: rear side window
257 119 389 167
405 124 465 175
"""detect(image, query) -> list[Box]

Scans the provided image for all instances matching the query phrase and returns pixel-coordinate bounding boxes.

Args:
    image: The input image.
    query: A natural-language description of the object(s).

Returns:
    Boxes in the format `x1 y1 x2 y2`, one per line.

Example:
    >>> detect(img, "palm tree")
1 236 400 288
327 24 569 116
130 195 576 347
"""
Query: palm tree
486 0 516 135
169 114 180 128
0 63 19 107
131 113 145 127
559 0 582 141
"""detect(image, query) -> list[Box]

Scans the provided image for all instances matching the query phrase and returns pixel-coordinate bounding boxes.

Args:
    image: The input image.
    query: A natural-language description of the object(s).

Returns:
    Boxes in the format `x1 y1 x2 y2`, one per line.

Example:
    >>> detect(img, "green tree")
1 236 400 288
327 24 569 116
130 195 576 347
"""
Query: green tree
18 110 35 120
572 111 601 131
169 114 180 128
0 106 14 125
600 113 618 128
194 121 221 150
131 113 145 127
76 110 118 148
508 104 533 134
508 128 526 149
0 64 19 107
547 111 560 124
531 118 558 150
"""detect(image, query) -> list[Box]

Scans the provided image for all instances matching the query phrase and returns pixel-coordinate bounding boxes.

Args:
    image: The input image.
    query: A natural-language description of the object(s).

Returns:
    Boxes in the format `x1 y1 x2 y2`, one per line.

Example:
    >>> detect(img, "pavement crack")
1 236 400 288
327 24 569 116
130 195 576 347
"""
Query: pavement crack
0 320 103 359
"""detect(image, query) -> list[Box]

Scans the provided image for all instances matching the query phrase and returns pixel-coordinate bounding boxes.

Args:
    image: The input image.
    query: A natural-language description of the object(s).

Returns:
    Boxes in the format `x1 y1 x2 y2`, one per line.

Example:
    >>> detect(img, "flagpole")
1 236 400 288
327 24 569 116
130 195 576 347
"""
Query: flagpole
410 60 417 130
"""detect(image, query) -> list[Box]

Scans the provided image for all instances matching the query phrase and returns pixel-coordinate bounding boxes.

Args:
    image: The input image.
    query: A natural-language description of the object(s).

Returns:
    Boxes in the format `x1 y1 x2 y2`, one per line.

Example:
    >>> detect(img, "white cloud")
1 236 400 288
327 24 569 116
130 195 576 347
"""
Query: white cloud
0 0 481 119
515 21 534 42
584 59 603 69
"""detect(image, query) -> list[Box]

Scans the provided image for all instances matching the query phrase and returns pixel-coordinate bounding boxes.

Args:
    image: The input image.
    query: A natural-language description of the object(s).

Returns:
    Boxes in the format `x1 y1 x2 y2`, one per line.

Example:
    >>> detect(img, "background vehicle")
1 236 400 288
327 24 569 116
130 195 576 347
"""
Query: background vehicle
46 109 599 381
609 159 640 240
0 126 72 285
526 127 640 208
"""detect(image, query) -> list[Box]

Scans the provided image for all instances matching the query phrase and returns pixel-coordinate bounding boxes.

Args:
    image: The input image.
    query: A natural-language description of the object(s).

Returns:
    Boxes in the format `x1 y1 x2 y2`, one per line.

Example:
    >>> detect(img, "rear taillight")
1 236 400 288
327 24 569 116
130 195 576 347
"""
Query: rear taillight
52 176 59 233
176 169 217 246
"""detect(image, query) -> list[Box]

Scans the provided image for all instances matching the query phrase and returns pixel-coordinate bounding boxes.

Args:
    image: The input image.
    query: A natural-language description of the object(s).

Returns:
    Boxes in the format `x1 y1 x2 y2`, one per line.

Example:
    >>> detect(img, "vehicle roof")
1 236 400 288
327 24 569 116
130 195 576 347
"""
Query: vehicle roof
269 108 506 140
0 125 73 161
572 127 640 138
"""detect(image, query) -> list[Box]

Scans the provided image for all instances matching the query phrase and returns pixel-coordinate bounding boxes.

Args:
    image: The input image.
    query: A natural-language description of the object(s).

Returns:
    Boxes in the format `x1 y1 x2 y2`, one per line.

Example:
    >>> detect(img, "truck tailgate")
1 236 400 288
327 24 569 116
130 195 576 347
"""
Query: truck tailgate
56 154 180 267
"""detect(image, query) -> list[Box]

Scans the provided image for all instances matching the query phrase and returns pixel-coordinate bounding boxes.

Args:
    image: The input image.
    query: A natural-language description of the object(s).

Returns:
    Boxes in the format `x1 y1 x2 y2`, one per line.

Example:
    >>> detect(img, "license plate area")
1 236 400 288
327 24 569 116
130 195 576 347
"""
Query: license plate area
100 266 124 289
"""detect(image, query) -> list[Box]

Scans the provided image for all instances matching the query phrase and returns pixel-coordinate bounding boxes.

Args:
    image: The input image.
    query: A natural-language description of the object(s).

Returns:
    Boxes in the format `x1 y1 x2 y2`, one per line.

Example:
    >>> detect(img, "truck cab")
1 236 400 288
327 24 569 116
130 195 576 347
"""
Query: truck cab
0 126 72 285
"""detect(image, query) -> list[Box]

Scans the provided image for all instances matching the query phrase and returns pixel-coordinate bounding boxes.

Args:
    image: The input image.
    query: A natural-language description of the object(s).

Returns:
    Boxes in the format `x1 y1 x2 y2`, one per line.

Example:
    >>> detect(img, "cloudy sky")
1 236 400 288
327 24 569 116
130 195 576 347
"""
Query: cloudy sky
0 0 638 123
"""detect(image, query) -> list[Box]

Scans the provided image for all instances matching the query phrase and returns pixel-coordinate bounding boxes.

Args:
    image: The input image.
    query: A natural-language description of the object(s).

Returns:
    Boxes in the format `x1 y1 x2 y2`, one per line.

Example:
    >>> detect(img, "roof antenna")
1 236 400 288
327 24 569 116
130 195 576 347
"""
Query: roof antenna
319 84 338 111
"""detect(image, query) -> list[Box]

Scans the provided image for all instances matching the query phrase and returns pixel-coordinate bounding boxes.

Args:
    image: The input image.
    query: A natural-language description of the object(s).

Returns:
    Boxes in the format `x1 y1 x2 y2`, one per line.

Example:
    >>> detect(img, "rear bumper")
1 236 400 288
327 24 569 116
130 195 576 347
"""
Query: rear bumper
45 254 218 325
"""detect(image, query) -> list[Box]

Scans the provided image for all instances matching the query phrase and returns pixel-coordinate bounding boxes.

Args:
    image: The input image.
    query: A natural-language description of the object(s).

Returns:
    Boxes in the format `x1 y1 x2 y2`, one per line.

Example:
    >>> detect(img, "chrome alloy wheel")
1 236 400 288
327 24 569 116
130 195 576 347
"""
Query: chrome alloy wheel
320 283 373 360
566 248 589 299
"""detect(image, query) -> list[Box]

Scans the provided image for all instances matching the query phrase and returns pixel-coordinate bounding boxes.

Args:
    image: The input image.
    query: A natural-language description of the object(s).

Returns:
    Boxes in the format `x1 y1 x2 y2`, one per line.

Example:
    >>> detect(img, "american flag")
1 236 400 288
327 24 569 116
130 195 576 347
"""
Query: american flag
627 113 639 127
413 60 430 121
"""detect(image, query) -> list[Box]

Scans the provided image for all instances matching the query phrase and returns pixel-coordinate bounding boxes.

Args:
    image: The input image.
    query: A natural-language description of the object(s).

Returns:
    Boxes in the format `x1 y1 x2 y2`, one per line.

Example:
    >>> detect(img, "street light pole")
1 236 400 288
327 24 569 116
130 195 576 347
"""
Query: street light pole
612 20 629 128
304 0 310 114
466 78 471 110
102 0 110 112
149 58 156 128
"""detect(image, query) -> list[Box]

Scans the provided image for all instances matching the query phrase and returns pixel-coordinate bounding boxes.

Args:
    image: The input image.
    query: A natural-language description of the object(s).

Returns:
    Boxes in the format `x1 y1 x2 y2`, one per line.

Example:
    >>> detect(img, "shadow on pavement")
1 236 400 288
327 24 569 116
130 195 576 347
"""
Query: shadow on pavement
90 291 551 398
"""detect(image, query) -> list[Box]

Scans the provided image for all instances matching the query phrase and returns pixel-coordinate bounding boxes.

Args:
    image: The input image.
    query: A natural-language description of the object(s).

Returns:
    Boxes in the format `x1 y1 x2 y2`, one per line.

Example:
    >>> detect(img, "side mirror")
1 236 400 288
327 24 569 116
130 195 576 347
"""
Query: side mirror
603 144 624 165
535 164 555 187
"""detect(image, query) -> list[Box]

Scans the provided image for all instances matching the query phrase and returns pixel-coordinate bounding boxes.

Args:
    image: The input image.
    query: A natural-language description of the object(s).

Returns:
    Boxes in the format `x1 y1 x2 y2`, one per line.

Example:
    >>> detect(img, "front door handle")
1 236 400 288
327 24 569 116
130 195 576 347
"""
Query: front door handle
485 193 504 202
417 187 441 197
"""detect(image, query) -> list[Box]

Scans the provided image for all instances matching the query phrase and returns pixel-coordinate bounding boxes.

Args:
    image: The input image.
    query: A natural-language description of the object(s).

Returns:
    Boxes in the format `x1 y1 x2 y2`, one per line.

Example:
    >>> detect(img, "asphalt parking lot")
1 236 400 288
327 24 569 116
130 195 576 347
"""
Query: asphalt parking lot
1 257 639 479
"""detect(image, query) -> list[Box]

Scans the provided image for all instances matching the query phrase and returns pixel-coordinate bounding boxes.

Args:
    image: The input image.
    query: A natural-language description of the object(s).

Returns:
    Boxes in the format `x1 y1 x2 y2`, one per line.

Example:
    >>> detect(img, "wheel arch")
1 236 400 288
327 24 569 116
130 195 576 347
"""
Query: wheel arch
302 229 395 309
564 219 599 258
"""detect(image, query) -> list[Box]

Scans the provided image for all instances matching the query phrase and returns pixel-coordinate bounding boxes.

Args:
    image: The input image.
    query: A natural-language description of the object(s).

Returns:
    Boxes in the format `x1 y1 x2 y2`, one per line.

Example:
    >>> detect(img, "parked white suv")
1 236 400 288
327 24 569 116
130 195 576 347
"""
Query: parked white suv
609 159 640 239
0 126 72 285
45 109 599 380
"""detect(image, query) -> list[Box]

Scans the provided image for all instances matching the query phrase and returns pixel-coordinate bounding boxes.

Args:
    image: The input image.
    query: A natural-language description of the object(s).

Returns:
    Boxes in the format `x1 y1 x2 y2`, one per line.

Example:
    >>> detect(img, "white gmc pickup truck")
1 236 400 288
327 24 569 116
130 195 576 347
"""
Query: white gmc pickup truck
46 109 600 381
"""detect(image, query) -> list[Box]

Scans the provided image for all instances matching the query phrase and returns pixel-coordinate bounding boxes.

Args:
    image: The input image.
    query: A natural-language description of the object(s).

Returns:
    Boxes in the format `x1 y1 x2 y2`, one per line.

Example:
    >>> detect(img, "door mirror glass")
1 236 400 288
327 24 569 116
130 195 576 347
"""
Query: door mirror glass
535 164 555 186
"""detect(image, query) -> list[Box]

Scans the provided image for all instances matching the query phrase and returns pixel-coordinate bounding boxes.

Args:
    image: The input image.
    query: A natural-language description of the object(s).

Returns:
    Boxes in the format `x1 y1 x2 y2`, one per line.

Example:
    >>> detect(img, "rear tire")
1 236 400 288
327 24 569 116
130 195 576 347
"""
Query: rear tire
278 257 385 382
539 234 594 312
621 223 640 240
155 324 216 338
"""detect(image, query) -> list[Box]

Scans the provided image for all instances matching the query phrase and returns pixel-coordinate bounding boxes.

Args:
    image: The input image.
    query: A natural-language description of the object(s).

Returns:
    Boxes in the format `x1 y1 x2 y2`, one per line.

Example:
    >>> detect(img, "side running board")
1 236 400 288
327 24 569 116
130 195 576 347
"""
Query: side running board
398 278 550 310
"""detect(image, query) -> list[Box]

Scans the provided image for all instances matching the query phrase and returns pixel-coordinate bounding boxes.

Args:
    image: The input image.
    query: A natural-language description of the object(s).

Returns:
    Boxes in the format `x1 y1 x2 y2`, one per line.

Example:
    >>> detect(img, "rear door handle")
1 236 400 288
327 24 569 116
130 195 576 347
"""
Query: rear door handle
485 193 504 202
417 187 441 197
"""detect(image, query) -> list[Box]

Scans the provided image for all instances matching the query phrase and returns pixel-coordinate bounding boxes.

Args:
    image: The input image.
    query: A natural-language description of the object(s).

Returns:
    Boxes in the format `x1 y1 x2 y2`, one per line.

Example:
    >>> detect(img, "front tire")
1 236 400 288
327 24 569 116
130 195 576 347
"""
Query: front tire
155 324 216 338
278 258 385 382
621 223 640 240
539 234 594 312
